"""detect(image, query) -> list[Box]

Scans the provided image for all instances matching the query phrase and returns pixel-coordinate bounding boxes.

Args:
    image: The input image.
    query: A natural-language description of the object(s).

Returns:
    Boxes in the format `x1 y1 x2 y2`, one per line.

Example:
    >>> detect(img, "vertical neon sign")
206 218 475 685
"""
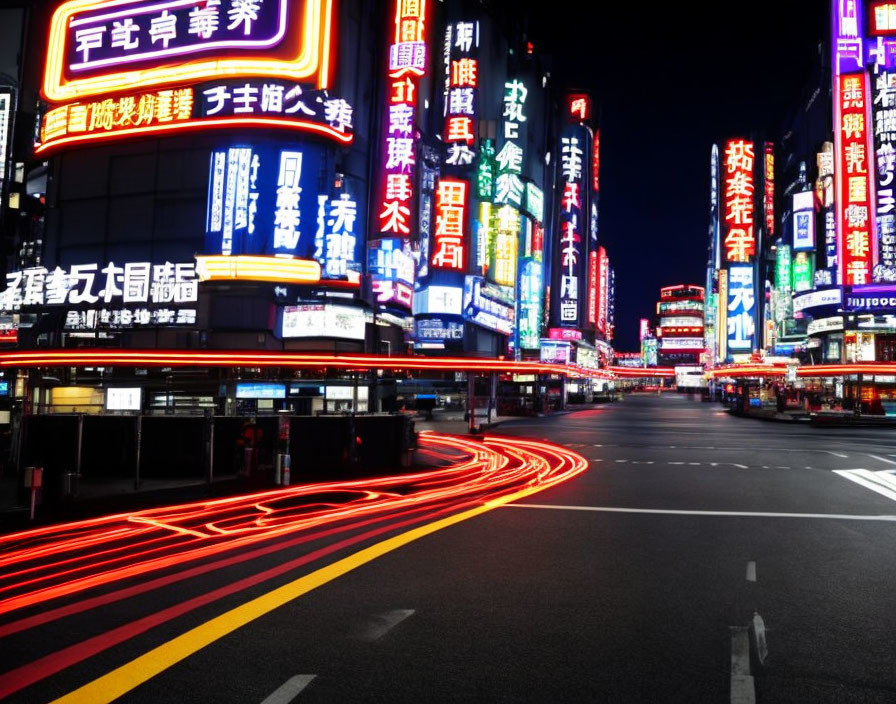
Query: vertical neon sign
443 21 479 167
723 139 756 263
375 0 427 238
764 142 775 239
431 178 467 270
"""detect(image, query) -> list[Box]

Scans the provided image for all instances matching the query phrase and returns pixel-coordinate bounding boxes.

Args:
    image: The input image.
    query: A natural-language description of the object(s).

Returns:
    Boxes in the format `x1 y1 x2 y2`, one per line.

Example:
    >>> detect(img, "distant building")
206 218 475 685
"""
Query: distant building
655 284 705 368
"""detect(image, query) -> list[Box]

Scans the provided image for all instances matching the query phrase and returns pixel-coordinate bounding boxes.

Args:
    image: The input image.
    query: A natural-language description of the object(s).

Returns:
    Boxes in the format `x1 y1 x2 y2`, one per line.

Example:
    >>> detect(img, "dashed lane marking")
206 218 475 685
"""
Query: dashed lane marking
867 453 896 467
350 609 415 642
260 676 316 704
746 561 756 582
505 504 896 521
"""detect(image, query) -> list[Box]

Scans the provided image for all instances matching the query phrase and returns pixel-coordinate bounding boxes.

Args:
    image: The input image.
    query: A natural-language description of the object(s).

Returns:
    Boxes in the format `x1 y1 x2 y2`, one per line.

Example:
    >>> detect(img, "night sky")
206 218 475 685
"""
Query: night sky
524 1 828 350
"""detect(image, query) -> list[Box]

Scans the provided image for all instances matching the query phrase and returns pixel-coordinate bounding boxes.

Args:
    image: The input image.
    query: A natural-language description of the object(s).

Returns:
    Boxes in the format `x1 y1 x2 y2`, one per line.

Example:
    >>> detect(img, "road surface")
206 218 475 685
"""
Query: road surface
2 393 895 703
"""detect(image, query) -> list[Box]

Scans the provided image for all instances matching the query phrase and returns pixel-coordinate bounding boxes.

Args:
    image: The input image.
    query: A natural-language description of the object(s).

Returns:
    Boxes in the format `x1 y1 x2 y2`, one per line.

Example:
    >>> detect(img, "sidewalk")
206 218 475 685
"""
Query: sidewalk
733 408 810 423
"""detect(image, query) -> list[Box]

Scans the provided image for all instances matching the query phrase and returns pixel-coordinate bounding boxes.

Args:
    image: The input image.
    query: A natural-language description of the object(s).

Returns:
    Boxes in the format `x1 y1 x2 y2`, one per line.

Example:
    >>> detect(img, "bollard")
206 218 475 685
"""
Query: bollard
275 453 291 485
282 454 291 485
24 466 43 521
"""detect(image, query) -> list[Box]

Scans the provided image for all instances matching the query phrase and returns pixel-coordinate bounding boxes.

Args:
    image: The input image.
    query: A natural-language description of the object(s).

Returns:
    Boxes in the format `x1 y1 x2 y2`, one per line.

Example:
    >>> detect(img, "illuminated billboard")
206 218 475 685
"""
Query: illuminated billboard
38 0 349 154
205 142 362 277
431 178 468 271
553 122 588 328
519 259 543 349
792 190 816 250
280 304 368 340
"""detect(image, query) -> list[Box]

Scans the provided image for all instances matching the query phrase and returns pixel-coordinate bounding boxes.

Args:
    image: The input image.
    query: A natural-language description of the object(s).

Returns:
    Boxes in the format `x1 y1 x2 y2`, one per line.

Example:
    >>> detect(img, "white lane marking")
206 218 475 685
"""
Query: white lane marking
834 469 896 502
591 458 603 462
505 503 896 521
730 627 755 704
867 453 896 466
688 462 700 466
752 613 768 666
351 609 415 642
776 466 790 469
645 461 654 465
733 464 748 469
745 561 756 582
669 461 684 465
825 451 849 458
710 462 719 467
616 459 627 463
260 675 316 704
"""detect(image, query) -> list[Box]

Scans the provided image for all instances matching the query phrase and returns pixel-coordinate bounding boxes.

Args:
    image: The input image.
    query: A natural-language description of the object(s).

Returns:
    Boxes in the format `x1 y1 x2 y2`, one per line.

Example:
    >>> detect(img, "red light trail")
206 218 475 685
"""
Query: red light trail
0 432 588 700
0 349 618 379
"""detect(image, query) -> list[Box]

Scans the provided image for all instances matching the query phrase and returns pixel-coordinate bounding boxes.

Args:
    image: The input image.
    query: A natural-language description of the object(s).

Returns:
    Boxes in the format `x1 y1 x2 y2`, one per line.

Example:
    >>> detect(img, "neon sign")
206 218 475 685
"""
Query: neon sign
792 191 816 250
519 259 543 349
723 139 756 263
555 126 586 326
206 143 324 259
566 93 591 122
0 261 198 312
597 246 609 335
491 205 519 286
43 0 336 102
462 276 514 335
37 79 352 154
764 142 774 238
871 2 896 34
431 178 467 271
495 79 527 209
314 194 359 279
374 0 427 238
442 21 479 166
64 0 287 77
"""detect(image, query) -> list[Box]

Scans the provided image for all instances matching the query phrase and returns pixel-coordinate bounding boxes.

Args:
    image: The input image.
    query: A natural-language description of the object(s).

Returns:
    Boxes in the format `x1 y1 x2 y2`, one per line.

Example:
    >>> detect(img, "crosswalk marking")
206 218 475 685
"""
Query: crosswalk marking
834 469 896 503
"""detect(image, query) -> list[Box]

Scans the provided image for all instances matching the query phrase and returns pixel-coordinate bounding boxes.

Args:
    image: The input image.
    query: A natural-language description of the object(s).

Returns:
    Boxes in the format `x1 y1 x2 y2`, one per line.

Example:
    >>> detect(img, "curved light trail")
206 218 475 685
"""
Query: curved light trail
0 432 587 701
0 432 587 623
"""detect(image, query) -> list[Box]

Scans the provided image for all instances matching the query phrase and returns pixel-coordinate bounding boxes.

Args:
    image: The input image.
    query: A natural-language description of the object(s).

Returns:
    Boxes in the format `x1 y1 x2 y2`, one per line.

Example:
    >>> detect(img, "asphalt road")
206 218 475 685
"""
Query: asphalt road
3 393 896 703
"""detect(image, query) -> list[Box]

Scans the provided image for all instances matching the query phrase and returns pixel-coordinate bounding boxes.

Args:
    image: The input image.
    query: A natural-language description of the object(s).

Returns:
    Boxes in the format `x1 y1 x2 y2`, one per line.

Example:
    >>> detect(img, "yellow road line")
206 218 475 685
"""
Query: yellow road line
52 487 537 704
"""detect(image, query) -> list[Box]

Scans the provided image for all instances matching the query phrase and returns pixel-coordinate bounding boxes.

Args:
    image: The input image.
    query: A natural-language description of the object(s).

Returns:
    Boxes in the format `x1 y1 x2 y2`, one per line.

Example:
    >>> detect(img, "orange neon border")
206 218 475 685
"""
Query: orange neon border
34 115 353 156
194 255 360 287
43 0 335 102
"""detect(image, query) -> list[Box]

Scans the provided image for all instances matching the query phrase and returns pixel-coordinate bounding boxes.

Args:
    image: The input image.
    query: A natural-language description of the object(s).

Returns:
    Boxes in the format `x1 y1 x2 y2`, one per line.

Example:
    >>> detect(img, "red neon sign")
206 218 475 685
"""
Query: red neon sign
567 93 591 122
870 2 896 35
588 250 598 326
431 178 468 270
598 247 610 335
723 139 756 263
764 142 775 238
